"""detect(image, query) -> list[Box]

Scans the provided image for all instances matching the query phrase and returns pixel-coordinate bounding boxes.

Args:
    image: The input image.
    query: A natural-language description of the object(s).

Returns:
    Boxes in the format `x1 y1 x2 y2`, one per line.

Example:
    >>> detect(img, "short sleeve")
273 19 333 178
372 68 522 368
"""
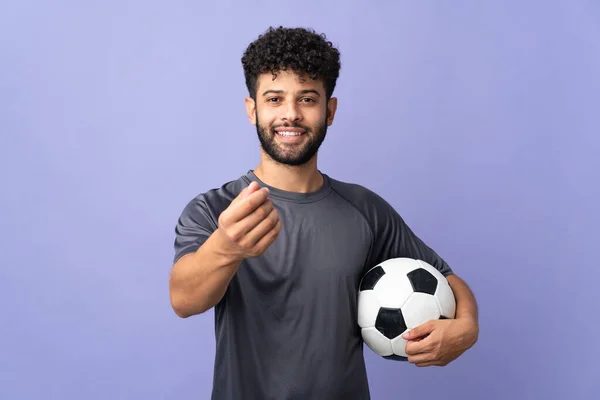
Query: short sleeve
173 196 218 264
367 195 453 277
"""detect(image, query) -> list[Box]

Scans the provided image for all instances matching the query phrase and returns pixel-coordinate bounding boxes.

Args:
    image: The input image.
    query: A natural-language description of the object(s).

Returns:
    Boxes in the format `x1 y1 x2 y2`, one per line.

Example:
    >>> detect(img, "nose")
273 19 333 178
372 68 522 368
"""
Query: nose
282 101 301 123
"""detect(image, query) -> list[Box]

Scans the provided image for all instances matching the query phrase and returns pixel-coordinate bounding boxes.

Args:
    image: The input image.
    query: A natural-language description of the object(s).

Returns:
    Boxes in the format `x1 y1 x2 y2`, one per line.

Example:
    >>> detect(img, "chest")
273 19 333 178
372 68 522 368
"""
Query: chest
236 200 372 296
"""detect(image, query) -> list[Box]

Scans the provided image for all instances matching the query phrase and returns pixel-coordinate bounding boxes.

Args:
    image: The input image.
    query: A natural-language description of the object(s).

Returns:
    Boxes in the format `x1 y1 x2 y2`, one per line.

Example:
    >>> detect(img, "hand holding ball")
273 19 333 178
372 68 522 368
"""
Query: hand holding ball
357 258 456 361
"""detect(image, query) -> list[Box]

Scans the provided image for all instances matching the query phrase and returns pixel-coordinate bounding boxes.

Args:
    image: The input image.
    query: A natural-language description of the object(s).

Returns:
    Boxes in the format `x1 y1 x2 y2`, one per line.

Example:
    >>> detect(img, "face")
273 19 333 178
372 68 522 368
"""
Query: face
245 70 338 166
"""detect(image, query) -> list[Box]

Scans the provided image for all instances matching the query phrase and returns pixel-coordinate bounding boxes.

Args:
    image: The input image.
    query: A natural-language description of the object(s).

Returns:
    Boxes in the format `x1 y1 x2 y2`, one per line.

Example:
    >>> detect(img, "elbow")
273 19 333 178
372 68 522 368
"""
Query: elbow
170 296 198 318
170 291 210 318
172 304 194 319
170 295 190 318
169 271 206 318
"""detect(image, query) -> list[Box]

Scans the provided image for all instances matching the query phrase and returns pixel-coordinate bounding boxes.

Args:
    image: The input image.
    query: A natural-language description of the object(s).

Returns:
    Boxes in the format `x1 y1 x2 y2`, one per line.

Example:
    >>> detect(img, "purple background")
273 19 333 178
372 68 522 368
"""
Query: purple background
1 1 598 399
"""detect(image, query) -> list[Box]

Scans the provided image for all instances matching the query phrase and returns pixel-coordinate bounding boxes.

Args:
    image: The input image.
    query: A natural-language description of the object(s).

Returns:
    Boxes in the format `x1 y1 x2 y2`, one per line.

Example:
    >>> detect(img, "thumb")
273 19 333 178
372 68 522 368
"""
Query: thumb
402 321 434 340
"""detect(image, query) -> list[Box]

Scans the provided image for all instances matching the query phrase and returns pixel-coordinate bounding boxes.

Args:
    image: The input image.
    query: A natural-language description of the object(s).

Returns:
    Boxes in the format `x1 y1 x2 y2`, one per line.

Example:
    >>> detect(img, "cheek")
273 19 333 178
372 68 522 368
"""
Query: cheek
306 111 327 127
256 108 277 126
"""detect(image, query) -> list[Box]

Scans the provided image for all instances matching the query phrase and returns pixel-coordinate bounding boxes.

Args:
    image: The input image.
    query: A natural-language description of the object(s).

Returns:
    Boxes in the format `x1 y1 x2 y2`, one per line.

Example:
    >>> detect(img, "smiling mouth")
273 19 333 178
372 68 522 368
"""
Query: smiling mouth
276 131 305 137
273 128 307 144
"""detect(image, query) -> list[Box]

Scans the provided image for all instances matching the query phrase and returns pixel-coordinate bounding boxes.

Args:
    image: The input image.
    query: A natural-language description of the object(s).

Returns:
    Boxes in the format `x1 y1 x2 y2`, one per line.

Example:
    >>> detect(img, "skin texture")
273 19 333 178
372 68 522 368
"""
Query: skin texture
244 70 338 193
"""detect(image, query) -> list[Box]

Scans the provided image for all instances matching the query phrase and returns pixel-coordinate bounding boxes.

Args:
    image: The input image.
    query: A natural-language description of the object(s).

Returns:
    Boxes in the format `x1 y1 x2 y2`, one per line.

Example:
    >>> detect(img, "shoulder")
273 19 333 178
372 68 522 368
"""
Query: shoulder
326 175 404 236
327 175 397 217
178 174 249 225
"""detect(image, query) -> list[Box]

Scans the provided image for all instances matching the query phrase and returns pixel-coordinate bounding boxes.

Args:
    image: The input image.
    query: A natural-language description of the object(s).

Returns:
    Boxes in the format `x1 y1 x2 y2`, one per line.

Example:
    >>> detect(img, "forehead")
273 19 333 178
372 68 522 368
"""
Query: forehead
256 70 325 94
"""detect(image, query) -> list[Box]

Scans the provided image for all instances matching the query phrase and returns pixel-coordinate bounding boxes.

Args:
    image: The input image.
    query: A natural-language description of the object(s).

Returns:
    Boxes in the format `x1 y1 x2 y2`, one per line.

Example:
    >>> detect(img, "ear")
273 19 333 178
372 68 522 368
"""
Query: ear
245 97 257 125
326 97 338 126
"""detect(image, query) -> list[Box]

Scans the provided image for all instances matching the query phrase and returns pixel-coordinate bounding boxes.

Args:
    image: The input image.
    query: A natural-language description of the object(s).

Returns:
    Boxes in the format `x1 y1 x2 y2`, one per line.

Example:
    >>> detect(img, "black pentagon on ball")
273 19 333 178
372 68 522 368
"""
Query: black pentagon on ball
375 307 407 339
359 265 385 291
407 267 438 295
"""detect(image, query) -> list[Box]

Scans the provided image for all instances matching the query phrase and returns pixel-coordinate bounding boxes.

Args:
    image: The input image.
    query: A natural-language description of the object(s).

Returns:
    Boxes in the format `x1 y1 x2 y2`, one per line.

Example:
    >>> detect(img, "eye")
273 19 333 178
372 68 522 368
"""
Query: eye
266 97 280 102
300 97 315 103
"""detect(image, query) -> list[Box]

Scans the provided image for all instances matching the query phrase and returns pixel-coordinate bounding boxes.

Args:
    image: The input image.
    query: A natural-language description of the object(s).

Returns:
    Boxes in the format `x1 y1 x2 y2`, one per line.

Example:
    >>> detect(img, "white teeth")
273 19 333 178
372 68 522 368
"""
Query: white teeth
277 131 303 136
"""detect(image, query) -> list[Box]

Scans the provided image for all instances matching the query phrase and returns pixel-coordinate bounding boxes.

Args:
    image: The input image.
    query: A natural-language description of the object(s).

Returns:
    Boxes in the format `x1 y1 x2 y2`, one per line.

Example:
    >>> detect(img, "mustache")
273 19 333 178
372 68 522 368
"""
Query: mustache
270 123 311 131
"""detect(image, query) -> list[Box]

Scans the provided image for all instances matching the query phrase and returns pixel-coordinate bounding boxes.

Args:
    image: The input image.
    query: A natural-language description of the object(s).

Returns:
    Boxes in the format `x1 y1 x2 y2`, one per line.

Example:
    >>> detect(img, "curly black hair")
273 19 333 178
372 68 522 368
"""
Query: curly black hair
241 26 341 100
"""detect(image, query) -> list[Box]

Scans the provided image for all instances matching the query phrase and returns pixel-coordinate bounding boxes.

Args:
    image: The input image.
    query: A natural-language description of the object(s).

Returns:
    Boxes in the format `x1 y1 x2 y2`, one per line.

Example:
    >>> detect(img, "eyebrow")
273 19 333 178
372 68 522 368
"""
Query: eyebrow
261 89 321 97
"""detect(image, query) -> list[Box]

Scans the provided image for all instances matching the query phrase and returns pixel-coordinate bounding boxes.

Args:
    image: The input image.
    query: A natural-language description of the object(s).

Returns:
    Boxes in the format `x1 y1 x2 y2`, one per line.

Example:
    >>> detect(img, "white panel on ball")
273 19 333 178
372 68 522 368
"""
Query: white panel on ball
357 290 380 328
380 257 420 275
361 327 393 356
401 292 441 328
390 335 409 358
435 279 457 318
372 272 413 309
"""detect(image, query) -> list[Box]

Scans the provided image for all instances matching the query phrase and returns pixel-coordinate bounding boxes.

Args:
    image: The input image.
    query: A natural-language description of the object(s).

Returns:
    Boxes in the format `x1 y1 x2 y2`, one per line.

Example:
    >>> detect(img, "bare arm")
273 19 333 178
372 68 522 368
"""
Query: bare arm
169 230 243 318
447 274 479 327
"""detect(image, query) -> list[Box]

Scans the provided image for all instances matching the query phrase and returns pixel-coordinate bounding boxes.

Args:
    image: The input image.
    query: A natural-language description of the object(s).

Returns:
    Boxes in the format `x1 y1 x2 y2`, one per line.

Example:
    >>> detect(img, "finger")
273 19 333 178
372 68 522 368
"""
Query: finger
404 335 434 356
251 219 282 251
245 181 260 197
414 361 436 368
408 353 433 365
231 182 260 206
405 341 426 356
228 187 270 222
237 199 274 235
230 189 248 208
244 207 280 247
402 321 435 341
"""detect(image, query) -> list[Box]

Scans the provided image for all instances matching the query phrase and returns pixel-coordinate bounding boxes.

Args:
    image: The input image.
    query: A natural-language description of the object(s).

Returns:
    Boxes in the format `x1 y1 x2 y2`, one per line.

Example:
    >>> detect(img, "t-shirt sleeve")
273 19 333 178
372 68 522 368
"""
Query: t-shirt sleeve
173 196 218 264
366 193 453 277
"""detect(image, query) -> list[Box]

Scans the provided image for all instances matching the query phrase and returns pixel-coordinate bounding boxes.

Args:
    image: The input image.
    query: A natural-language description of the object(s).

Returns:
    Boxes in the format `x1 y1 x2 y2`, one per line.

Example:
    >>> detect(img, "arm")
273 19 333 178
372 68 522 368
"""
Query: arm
362 191 479 364
446 274 479 350
169 230 244 318
169 182 280 318
447 274 479 326
403 273 479 366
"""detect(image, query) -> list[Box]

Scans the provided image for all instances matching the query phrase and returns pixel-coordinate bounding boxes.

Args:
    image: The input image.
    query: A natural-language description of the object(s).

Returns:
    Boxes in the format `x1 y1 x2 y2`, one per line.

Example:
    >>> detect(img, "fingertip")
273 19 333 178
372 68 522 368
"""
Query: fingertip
244 182 260 196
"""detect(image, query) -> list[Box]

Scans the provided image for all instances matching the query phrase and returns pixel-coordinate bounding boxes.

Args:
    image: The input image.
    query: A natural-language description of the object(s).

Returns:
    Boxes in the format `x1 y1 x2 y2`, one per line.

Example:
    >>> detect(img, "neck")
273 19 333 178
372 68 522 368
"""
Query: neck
253 152 323 193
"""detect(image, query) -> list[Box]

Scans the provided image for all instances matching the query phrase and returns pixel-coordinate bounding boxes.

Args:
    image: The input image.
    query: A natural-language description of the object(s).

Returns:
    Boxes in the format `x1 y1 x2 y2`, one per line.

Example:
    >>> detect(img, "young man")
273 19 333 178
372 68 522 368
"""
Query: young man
169 27 479 400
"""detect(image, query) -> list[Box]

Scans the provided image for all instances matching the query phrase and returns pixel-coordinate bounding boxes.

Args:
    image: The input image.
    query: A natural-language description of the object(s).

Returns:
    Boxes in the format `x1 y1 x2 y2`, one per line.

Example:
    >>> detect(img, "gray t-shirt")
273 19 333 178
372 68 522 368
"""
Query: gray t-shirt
173 170 453 400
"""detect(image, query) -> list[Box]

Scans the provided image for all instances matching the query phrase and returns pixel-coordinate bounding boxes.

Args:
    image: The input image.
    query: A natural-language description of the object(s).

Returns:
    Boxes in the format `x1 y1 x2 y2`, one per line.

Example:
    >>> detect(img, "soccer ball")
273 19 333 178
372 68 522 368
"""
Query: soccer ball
357 257 456 361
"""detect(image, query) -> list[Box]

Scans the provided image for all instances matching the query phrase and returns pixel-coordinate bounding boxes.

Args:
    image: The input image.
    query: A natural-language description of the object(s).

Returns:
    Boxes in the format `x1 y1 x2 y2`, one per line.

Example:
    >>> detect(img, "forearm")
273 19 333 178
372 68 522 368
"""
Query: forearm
169 230 243 318
447 274 479 324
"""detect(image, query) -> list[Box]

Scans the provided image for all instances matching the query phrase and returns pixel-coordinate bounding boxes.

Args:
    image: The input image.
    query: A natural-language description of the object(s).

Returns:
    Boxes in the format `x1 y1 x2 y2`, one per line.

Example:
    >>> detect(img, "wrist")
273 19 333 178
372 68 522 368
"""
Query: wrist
208 228 245 265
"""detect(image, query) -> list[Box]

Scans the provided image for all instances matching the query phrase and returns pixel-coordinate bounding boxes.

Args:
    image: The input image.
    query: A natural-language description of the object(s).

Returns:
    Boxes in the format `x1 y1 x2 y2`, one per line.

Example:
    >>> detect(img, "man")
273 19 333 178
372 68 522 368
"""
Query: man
169 26 479 400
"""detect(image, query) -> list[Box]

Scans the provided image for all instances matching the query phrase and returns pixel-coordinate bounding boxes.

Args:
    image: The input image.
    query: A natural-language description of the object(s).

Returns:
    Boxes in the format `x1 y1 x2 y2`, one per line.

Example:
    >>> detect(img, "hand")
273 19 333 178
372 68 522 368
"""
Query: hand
402 318 479 367
215 181 282 260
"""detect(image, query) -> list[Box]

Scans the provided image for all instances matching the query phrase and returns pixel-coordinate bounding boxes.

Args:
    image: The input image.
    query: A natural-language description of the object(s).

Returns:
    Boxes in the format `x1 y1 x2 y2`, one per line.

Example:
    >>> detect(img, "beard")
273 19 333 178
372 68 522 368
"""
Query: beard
255 111 328 166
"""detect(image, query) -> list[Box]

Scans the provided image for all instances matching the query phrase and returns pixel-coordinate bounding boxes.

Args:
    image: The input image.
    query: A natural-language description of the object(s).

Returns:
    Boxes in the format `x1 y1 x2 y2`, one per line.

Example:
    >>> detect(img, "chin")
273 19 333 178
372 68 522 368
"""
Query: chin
263 148 313 166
